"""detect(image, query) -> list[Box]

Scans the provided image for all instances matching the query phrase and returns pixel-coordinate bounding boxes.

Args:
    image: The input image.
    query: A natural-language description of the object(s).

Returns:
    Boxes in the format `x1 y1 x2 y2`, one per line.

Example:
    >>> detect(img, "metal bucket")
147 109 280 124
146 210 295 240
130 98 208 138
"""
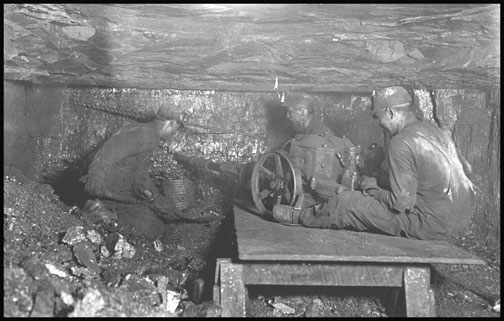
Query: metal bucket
161 178 194 210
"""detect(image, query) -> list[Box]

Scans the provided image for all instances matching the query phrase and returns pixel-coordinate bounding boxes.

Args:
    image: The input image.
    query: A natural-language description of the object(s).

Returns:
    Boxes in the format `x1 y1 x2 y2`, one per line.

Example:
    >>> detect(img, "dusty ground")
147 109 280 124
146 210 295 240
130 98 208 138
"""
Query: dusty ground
3 162 501 317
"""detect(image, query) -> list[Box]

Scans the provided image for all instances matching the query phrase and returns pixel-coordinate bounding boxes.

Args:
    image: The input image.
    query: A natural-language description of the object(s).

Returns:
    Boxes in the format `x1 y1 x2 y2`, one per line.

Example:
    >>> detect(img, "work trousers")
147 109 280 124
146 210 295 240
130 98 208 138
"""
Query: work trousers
299 191 449 240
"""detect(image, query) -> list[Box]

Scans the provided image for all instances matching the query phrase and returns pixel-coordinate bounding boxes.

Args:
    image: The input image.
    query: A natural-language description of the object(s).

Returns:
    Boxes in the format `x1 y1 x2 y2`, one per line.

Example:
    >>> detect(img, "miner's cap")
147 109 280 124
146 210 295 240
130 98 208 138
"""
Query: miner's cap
372 86 412 111
283 92 315 111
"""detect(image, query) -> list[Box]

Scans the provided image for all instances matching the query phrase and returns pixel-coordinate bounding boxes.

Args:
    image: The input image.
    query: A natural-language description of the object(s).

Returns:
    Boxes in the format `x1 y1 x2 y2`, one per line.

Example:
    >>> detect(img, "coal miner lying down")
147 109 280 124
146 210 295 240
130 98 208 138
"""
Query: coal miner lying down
79 108 224 241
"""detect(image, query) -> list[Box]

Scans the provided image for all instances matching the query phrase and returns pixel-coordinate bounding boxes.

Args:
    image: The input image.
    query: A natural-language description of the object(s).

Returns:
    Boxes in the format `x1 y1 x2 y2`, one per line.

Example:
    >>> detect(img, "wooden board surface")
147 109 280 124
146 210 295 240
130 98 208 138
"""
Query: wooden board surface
241 263 404 287
233 204 486 265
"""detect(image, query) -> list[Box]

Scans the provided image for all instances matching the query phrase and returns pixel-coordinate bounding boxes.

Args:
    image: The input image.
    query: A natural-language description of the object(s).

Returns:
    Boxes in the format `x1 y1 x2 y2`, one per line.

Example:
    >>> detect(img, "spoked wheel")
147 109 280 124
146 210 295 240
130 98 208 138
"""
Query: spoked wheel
250 150 303 216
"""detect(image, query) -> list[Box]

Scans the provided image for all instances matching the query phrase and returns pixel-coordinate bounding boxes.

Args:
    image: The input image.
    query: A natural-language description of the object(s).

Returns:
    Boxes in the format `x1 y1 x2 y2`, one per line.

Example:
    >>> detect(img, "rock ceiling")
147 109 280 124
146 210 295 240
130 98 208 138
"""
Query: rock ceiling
3 3 501 92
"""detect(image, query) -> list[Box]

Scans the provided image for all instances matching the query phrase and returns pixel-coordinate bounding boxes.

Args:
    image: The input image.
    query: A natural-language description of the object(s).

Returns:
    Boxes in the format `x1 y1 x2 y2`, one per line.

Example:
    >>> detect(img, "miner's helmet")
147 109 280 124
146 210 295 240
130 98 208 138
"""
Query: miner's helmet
283 92 315 112
371 86 412 113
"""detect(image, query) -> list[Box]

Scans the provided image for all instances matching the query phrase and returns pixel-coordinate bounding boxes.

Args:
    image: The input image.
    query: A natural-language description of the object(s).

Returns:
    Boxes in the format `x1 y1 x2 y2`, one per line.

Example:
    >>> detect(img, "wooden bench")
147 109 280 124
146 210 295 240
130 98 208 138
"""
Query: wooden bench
213 204 486 317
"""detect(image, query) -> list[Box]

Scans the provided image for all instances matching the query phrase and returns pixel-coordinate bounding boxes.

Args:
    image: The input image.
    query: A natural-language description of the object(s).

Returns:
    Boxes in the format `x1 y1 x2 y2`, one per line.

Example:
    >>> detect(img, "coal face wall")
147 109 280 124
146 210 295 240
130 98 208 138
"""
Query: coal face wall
3 81 499 242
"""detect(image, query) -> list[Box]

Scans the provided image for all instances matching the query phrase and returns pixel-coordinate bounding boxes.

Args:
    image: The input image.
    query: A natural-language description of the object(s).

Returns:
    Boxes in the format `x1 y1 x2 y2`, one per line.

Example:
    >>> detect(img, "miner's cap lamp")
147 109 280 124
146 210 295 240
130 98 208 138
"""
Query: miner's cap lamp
372 86 412 113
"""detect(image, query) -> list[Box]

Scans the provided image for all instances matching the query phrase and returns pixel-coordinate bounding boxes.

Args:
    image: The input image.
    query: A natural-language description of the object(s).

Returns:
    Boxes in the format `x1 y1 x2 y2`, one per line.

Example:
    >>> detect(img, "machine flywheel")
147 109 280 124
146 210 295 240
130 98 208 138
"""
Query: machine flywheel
250 150 303 216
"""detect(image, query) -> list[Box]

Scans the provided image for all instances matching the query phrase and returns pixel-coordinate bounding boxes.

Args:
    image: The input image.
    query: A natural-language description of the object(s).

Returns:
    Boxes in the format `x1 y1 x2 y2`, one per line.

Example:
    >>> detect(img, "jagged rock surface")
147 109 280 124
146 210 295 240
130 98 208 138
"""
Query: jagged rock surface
3 4 500 92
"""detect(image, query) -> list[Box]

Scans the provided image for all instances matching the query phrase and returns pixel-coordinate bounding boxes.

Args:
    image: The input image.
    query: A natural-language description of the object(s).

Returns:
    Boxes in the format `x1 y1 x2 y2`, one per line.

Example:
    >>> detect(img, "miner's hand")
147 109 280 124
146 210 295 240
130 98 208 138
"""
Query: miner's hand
134 184 159 202
358 175 380 198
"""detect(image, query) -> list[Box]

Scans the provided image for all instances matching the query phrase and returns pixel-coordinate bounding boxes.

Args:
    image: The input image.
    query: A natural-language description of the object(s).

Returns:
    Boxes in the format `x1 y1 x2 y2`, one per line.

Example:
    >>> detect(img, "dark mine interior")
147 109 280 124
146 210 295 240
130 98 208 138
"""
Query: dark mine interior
3 4 500 317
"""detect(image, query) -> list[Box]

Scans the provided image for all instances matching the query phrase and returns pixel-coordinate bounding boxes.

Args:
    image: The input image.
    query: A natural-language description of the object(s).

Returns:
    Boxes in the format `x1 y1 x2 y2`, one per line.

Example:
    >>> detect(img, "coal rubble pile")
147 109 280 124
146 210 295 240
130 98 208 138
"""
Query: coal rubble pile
3 166 225 317
3 158 500 318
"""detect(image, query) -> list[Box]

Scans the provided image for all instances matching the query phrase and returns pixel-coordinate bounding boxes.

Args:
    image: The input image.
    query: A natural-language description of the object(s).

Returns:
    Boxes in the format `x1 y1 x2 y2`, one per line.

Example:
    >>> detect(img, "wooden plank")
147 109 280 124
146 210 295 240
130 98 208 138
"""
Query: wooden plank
404 266 436 317
213 258 231 304
220 262 248 317
233 204 486 264
214 258 232 284
242 263 403 287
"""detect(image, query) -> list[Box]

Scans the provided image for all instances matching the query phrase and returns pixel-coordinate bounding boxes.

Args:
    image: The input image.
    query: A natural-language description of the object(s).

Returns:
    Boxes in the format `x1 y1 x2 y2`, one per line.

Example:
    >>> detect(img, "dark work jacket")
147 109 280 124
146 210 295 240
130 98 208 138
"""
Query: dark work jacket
376 121 476 238
82 121 161 203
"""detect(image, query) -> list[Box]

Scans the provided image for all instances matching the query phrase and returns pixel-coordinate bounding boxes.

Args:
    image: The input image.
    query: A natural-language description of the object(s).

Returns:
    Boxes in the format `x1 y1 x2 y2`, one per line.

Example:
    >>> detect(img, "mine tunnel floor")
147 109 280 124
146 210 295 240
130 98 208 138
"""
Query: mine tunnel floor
3 163 500 317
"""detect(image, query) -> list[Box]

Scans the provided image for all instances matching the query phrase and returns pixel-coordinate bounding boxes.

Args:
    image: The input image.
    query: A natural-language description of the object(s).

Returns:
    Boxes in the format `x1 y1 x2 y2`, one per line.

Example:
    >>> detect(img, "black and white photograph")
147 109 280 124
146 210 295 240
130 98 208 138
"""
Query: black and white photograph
3 3 500 317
